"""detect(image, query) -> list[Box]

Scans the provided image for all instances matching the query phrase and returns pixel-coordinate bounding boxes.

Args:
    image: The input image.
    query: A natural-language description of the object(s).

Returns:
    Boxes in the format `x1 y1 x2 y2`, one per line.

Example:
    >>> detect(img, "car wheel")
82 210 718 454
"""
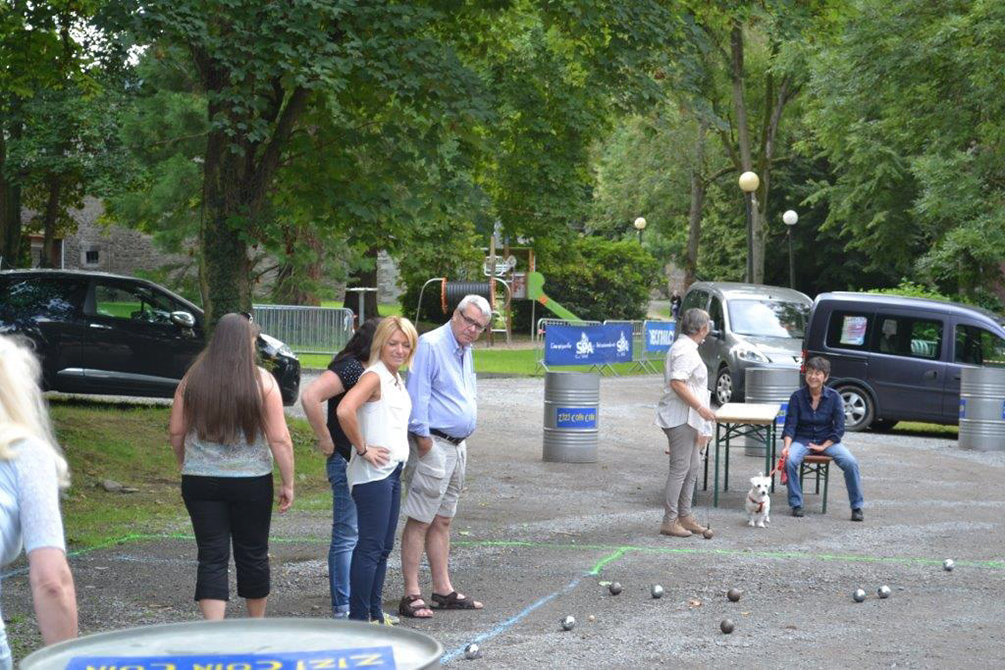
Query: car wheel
837 385 874 431
715 367 734 405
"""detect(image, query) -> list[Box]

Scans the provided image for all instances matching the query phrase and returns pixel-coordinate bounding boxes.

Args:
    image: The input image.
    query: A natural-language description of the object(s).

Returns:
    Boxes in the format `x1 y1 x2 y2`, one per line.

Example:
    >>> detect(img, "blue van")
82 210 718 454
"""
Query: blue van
804 292 1005 431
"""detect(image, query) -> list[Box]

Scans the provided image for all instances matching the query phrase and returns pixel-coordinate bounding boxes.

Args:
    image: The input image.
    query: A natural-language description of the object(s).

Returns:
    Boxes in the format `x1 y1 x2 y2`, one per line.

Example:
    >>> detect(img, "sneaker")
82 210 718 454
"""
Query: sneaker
851 508 864 522
791 506 804 518
659 519 693 538
382 611 399 626
678 515 708 534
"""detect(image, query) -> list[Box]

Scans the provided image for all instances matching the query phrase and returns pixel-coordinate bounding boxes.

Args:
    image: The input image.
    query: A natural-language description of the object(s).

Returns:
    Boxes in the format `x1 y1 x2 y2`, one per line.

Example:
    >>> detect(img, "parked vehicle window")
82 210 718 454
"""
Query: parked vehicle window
871 315 943 360
682 290 708 313
727 299 808 338
708 296 724 333
955 325 1005 367
0 277 85 321
92 283 178 325
826 311 871 349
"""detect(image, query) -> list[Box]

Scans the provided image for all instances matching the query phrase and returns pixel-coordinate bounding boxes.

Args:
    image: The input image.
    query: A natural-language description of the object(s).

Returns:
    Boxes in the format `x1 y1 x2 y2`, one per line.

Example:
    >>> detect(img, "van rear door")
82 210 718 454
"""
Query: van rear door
949 319 1005 421
867 311 948 421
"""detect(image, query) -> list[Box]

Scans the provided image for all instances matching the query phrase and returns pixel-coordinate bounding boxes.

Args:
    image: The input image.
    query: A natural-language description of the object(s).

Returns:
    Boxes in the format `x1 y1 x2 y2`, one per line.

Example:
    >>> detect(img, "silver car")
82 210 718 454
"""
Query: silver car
679 282 812 405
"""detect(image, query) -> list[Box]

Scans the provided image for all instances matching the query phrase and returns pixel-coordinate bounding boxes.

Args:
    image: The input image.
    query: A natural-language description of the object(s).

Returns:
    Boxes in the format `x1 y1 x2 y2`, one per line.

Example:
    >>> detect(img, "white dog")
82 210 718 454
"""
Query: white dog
745 473 772 528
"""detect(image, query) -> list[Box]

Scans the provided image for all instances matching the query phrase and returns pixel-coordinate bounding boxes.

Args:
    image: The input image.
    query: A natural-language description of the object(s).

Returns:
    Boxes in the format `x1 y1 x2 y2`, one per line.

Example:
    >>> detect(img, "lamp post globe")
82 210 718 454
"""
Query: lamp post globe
633 216 647 244
738 171 760 193
783 209 798 227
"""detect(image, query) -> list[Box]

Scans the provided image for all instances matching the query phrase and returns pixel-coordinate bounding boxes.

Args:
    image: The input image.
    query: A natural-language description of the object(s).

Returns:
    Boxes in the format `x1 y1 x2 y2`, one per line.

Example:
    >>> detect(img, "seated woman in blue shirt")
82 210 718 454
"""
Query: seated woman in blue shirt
781 356 865 521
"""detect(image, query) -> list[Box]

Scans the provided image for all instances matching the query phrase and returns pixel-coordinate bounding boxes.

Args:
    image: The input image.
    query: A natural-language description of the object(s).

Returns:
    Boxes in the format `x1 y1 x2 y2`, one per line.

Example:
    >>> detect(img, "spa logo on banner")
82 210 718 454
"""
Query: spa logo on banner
545 324 633 366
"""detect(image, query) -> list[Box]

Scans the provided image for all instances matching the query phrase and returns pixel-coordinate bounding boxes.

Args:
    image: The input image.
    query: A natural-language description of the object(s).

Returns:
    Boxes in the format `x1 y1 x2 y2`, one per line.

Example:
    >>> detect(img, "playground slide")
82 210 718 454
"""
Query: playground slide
526 271 582 322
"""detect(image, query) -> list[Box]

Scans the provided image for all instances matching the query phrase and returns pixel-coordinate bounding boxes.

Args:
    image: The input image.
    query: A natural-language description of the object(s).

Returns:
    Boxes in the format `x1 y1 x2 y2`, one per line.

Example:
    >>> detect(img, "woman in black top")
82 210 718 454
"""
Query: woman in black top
301 318 381 618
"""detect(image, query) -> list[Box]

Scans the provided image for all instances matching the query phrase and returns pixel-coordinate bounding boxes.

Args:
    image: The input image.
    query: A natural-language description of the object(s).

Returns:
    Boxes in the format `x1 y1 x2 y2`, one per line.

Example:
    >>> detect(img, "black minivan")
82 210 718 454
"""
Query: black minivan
0 270 300 404
804 292 1005 431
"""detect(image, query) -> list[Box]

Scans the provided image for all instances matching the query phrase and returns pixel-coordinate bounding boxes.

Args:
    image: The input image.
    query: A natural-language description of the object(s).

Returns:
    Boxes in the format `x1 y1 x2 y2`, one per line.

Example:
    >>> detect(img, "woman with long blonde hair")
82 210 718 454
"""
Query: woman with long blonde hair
337 316 418 622
168 313 295 621
0 336 77 668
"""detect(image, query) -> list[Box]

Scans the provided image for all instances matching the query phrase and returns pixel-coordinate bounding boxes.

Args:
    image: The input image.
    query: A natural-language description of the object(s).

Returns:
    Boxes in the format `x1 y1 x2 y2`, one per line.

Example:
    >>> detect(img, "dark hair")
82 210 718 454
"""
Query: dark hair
805 356 831 376
182 313 264 444
332 317 381 366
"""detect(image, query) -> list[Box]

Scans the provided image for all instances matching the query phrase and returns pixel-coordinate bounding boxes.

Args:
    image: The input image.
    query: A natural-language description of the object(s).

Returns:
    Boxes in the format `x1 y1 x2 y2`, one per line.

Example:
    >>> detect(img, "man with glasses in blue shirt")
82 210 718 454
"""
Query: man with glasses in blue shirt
398 295 491 619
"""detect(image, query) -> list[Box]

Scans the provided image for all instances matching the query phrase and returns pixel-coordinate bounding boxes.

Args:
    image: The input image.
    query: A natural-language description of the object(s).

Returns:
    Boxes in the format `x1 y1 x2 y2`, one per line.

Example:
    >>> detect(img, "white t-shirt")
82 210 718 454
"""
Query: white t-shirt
0 438 67 666
346 361 411 489
654 336 714 437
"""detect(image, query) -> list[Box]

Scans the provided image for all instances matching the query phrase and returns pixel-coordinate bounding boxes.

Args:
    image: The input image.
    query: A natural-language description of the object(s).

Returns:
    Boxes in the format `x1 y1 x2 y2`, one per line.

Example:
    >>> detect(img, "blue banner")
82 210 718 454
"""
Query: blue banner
556 406 598 428
67 648 396 670
959 397 966 419
644 321 676 353
545 324 633 366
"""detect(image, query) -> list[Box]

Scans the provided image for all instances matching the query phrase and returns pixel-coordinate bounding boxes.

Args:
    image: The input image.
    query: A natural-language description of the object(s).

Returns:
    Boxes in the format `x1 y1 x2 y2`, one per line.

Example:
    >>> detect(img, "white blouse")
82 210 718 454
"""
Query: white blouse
654 335 714 436
346 360 411 489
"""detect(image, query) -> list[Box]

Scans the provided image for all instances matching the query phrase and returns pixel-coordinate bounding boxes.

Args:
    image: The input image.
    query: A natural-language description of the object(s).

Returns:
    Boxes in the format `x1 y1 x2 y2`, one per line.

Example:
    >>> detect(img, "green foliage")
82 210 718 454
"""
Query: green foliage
804 0 1005 299
868 281 952 302
515 235 660 327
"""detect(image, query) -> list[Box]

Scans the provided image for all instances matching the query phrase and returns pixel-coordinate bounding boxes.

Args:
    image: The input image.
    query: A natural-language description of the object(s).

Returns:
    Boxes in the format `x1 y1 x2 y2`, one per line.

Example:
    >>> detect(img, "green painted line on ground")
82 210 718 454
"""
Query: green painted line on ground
73 534 1005 571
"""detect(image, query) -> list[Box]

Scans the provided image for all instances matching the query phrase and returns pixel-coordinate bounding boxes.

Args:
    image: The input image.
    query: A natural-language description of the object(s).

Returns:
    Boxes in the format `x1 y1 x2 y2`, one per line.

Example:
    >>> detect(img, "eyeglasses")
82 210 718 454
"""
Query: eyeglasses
457 310 489 333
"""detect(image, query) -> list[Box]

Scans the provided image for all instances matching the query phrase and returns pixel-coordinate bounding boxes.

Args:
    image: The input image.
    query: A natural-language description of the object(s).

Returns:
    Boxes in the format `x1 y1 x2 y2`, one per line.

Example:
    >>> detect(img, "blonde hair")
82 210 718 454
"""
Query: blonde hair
369 316 419 369
0 336 70 488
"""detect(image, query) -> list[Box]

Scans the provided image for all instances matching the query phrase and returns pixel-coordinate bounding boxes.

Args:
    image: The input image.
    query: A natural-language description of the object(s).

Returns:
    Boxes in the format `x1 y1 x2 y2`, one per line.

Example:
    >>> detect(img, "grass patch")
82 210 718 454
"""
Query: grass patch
891 421 959 438
317 300 401 317
51 400 332 548
300 346 654 376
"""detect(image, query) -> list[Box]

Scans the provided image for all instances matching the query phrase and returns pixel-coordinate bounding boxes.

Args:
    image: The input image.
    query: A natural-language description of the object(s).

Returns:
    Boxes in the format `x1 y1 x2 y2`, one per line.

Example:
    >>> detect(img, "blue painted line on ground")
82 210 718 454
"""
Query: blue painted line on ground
440 574 586 664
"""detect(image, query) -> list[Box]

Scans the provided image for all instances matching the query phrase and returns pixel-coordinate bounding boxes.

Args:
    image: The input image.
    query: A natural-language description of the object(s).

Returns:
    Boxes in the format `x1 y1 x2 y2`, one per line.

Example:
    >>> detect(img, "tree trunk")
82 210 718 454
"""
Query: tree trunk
344 245 380 322
200 127 253 326
730 22 762 283
39 175 62 268
684 119 709 290
0 124 23 269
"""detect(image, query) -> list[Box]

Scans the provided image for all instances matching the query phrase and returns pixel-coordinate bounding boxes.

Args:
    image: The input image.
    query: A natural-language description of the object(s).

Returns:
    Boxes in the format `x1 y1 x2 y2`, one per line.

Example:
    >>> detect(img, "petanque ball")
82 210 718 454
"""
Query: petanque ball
720 618 735 634
878 585 891 599
587 614 596 622
651 584 664 599
853 588 866 603
703 528 714 539
609 582 623 596
943 559 955 572
561 615 576 631
464 643 482 660
727 588 742 602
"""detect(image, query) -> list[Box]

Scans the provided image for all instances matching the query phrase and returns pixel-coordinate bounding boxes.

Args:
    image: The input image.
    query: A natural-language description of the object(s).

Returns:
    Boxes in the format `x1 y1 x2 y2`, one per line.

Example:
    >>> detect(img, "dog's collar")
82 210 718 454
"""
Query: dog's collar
748 495 765 513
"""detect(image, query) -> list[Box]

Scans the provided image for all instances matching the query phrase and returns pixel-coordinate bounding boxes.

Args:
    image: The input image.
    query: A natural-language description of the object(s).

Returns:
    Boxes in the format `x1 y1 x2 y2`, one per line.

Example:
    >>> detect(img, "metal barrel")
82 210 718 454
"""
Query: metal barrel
20 619 442 670
743 366 800 456
543 372 599 463
958 367 1005 452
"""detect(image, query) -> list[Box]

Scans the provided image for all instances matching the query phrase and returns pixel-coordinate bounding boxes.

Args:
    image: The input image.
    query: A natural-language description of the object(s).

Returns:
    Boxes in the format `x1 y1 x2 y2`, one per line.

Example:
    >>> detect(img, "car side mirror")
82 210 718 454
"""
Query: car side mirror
171 311 196 328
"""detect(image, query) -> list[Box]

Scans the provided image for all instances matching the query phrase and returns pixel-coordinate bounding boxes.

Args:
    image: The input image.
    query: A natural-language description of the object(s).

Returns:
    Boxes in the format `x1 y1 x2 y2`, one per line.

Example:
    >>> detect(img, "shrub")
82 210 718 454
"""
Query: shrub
514 235 660 329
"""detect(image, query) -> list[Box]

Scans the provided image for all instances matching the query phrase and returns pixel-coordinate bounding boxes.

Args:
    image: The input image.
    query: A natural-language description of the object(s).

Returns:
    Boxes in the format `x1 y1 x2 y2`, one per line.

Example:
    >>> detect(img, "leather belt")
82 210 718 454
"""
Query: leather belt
430 429 467 446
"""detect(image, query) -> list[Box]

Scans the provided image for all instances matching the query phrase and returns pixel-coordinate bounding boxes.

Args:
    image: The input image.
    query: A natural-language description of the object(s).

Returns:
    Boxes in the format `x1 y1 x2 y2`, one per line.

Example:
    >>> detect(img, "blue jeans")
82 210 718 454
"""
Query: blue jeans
327 456 357 618
349 464 402 622
785 442 864 510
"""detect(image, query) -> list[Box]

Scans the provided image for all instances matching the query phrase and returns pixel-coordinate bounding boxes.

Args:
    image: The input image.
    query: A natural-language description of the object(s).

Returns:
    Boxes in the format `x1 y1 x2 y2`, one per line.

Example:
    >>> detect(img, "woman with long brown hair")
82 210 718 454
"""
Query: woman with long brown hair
168 313 294 620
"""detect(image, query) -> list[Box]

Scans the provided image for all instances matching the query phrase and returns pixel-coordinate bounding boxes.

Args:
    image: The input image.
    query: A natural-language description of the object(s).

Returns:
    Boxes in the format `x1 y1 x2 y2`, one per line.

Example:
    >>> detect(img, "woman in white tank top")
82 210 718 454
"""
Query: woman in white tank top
337 316 419 622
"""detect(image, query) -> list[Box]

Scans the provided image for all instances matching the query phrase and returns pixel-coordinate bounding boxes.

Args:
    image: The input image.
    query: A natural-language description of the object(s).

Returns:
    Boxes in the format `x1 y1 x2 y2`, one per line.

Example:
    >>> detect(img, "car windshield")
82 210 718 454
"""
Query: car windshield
727 299 809 338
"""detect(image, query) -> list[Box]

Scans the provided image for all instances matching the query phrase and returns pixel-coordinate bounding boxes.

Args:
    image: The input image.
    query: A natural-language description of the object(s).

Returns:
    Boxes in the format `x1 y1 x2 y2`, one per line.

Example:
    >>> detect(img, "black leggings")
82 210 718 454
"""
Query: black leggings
181 474 273 601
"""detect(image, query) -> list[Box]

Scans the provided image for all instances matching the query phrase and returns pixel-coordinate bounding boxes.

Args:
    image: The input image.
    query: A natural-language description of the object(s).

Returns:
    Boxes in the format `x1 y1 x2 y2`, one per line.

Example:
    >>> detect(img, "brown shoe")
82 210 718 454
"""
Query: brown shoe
678 515 707 534
659 519 693 538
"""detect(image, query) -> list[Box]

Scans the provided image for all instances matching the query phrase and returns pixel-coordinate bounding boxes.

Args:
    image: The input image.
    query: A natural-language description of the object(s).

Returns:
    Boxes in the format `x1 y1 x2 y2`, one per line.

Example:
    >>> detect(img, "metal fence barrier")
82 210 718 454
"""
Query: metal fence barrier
252 305 355 355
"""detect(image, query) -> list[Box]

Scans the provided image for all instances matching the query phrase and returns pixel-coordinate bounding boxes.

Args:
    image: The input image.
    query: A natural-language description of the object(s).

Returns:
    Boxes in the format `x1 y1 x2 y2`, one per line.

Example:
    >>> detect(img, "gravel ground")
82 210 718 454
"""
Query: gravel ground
6 375 1005 667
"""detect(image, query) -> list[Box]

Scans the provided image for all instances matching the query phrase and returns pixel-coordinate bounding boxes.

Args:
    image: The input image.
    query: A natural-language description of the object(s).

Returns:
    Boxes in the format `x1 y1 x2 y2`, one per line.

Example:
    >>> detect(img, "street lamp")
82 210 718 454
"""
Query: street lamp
738 171 759 282
783 209 798 289
633 216 647 244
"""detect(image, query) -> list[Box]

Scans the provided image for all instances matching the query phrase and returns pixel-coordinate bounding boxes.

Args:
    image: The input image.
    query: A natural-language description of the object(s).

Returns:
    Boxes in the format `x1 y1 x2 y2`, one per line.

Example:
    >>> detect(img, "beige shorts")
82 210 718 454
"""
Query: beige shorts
402 434 467 524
